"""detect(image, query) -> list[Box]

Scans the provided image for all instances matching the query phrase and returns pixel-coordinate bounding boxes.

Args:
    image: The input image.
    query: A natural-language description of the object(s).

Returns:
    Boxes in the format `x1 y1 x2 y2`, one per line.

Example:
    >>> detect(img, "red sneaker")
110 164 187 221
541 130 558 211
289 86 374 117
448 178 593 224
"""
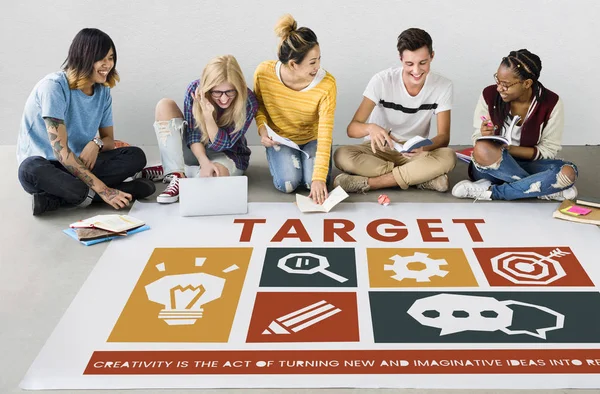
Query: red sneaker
157 175 180 204
140 165 164 182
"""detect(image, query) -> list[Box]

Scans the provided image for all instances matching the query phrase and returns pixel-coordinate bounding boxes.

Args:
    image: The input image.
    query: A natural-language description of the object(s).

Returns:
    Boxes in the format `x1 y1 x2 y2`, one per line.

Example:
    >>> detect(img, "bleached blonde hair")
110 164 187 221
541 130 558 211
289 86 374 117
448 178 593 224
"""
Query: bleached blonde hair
66 68 119 90
192 55 248 144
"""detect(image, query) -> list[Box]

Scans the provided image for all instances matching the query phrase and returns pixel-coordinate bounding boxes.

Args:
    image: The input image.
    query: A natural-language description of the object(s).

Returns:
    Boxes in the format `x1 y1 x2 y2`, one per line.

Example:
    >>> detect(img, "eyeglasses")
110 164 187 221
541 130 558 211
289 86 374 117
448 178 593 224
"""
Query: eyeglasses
209 89 237 99
493 73 523 91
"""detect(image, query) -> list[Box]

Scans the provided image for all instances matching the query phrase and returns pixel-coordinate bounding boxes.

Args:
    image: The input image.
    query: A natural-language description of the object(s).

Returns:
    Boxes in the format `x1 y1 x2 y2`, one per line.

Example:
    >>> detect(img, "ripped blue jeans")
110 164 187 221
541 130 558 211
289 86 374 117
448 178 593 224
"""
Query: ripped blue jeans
266 140 332 193
468 148 578 200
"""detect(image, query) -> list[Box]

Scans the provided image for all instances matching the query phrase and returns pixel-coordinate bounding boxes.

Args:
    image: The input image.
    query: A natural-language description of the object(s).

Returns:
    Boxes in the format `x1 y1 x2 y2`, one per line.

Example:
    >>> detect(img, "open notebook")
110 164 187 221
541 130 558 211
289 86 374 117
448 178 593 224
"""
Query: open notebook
477 115 521 145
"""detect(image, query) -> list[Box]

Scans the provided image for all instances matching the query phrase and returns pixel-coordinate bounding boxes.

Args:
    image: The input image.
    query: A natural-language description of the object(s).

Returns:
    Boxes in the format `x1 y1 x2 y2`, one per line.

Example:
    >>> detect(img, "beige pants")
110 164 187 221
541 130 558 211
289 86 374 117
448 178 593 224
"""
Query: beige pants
333 142 456 189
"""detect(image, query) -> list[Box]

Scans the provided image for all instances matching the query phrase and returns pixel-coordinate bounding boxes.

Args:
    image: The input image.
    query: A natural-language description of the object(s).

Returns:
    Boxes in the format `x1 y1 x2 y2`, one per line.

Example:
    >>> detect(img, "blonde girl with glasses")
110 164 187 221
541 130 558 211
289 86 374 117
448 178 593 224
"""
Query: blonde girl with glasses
452 49 578 201
142 55 258 203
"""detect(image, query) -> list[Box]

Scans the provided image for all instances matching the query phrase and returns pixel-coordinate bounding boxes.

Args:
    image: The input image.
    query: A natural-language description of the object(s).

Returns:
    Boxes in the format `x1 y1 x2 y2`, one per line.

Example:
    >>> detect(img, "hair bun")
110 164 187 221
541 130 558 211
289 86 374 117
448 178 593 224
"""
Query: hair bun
274 14 297 39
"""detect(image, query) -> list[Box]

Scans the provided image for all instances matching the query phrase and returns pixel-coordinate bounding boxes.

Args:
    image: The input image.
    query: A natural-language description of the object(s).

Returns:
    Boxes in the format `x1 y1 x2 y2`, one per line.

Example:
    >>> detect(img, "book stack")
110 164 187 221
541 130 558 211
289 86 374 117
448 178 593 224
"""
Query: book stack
552 199 600 226
576 196 600 209
63 214 150 245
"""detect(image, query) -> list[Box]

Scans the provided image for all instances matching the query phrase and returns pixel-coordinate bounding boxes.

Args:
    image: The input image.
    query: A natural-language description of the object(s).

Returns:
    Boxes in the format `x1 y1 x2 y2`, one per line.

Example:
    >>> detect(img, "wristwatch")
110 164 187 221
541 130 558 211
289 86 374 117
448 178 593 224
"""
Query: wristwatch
92 137 104 151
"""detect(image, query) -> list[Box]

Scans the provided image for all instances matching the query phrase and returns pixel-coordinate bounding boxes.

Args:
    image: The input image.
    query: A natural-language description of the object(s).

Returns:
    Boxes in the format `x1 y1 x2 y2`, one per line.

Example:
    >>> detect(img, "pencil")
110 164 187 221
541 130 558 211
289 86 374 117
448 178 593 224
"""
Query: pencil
262 300 342 335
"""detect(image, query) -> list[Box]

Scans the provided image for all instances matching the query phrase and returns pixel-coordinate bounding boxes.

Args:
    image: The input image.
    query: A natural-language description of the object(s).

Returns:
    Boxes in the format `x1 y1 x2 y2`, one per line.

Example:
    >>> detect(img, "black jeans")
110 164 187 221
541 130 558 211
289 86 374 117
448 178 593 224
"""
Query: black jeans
18 147 147 205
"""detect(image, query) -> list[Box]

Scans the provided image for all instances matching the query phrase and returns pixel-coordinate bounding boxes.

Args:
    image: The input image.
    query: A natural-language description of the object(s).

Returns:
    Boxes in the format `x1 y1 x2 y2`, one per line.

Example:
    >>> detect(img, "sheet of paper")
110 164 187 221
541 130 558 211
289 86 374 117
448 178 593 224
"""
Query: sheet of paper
295 186 349 213
560 206 581 217
265 124 310 159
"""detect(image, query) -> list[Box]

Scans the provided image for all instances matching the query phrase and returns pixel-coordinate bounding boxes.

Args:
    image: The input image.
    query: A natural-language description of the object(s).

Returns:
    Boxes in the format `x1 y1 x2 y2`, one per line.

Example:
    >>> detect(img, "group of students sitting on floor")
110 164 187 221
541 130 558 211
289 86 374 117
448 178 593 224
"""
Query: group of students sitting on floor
16 14 578 215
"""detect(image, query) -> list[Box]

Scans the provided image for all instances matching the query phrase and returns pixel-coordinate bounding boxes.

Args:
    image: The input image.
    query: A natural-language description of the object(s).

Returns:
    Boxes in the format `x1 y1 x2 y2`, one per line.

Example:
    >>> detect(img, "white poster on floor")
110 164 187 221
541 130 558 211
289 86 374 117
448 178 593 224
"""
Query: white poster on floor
21 202 600 390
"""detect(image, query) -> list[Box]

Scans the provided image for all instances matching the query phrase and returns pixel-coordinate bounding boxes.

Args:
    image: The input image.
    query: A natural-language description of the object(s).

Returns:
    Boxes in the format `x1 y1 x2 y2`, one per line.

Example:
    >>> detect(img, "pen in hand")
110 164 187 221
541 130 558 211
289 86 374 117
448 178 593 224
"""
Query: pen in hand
383 128 392 147
481 115 498 131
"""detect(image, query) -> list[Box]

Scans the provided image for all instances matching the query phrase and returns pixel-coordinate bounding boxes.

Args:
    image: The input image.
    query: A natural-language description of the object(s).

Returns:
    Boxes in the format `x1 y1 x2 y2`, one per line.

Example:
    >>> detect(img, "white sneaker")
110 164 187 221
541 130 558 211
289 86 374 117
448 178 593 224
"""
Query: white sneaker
157 176 180 204
538 186 578 201
452 179 493 201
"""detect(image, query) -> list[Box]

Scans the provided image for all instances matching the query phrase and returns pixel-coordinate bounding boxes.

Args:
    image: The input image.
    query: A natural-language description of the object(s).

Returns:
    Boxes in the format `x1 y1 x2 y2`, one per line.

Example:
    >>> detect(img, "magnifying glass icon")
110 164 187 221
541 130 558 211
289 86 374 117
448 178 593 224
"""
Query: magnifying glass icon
277 253 348 283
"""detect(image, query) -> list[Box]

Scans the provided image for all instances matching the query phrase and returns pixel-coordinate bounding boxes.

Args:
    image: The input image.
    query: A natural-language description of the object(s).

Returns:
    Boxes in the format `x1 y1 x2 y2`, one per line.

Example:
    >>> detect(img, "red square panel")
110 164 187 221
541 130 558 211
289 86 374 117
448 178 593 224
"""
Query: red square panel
246 292 359 343
473 247 594 287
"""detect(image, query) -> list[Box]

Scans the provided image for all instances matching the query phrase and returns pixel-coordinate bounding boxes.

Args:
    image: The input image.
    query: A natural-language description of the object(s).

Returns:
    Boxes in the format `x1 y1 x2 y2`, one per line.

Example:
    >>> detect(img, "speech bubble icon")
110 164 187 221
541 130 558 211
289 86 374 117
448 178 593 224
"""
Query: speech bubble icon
277 253 348 283
407 294 513 336
499 300 564 339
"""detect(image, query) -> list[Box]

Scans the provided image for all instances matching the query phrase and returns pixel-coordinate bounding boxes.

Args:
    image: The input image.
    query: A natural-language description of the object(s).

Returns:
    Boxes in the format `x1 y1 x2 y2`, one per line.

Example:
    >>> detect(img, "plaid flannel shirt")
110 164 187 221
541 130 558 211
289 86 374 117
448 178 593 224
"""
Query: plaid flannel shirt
184 80 257 171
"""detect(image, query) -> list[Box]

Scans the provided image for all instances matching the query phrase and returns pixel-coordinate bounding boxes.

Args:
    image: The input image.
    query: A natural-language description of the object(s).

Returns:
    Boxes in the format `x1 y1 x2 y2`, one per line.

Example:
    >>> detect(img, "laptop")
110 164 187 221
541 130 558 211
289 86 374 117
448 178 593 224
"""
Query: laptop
178 176 248 216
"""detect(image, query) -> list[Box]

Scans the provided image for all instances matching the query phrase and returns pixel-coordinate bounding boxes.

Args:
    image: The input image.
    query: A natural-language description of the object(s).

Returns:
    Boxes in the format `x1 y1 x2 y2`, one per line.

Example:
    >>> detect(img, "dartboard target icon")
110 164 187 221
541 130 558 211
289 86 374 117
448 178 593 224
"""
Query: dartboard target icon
490 248 570 285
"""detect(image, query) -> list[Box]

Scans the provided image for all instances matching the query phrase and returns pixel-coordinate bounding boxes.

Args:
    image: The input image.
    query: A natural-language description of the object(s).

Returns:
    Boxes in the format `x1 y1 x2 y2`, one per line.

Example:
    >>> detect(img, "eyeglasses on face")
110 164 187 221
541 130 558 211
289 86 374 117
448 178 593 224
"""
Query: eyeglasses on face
209 89 237 99
493 73 523 90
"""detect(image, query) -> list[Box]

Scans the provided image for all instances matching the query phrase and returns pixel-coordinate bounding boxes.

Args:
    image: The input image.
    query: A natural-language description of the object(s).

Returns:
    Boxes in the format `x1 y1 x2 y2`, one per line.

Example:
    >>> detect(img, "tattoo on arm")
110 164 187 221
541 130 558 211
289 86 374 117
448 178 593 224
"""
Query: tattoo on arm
52 140 63 157
98 187 118 201
44 118 72 161
44 117 93 188
64 159 95 188
44 117 63 129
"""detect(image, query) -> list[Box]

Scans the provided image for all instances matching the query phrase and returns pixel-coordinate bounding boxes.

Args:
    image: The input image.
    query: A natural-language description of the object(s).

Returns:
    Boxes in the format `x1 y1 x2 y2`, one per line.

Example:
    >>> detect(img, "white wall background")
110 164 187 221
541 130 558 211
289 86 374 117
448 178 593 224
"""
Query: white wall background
1 0 599 146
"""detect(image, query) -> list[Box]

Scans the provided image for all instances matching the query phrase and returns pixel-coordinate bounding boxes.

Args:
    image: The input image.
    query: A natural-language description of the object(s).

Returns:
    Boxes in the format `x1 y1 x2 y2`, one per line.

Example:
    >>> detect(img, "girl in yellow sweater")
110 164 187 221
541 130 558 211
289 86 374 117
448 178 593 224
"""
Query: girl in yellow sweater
254 14 337 205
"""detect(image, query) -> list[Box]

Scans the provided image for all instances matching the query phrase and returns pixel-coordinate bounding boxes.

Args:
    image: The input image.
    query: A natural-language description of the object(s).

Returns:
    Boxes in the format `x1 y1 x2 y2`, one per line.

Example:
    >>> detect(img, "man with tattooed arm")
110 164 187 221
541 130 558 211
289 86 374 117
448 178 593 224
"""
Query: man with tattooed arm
16 28 155 215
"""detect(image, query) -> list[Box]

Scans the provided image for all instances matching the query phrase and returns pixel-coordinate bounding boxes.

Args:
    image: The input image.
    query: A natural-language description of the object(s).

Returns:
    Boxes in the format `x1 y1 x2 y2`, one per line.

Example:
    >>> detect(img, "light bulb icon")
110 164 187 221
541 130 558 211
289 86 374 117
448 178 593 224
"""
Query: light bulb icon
144 258 238 325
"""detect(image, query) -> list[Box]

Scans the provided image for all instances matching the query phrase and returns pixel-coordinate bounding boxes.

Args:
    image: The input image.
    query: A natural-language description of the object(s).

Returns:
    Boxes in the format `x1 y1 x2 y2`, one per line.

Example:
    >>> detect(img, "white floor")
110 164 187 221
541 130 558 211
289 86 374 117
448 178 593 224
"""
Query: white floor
2 144 599 394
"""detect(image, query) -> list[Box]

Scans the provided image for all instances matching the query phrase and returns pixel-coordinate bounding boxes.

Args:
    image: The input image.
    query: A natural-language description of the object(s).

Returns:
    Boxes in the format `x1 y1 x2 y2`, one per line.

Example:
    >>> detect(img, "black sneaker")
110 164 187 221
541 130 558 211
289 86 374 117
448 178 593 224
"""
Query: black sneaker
117 178 156 200
32 193 62 216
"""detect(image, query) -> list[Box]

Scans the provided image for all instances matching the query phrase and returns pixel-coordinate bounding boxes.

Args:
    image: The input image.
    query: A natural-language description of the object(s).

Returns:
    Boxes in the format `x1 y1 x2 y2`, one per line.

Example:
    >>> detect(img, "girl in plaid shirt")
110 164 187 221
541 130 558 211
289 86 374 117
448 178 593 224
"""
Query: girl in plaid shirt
143 55 258 204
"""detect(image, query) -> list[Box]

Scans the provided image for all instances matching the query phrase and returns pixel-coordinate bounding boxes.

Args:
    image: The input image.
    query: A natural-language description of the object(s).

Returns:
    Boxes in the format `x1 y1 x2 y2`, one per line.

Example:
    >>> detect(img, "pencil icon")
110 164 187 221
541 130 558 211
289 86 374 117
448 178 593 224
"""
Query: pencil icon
262 300 342 335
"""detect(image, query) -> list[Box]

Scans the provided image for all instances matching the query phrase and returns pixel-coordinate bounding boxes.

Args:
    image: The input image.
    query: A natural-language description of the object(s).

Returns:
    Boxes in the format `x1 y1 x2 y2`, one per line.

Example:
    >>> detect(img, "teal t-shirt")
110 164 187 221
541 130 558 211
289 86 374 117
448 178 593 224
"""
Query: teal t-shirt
16 71 113 164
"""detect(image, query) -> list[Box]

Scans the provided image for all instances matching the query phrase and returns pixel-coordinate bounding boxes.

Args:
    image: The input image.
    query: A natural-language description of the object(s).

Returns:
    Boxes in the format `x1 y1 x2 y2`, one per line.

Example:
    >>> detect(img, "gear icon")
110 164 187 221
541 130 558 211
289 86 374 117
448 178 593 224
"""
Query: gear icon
384 252 449 282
